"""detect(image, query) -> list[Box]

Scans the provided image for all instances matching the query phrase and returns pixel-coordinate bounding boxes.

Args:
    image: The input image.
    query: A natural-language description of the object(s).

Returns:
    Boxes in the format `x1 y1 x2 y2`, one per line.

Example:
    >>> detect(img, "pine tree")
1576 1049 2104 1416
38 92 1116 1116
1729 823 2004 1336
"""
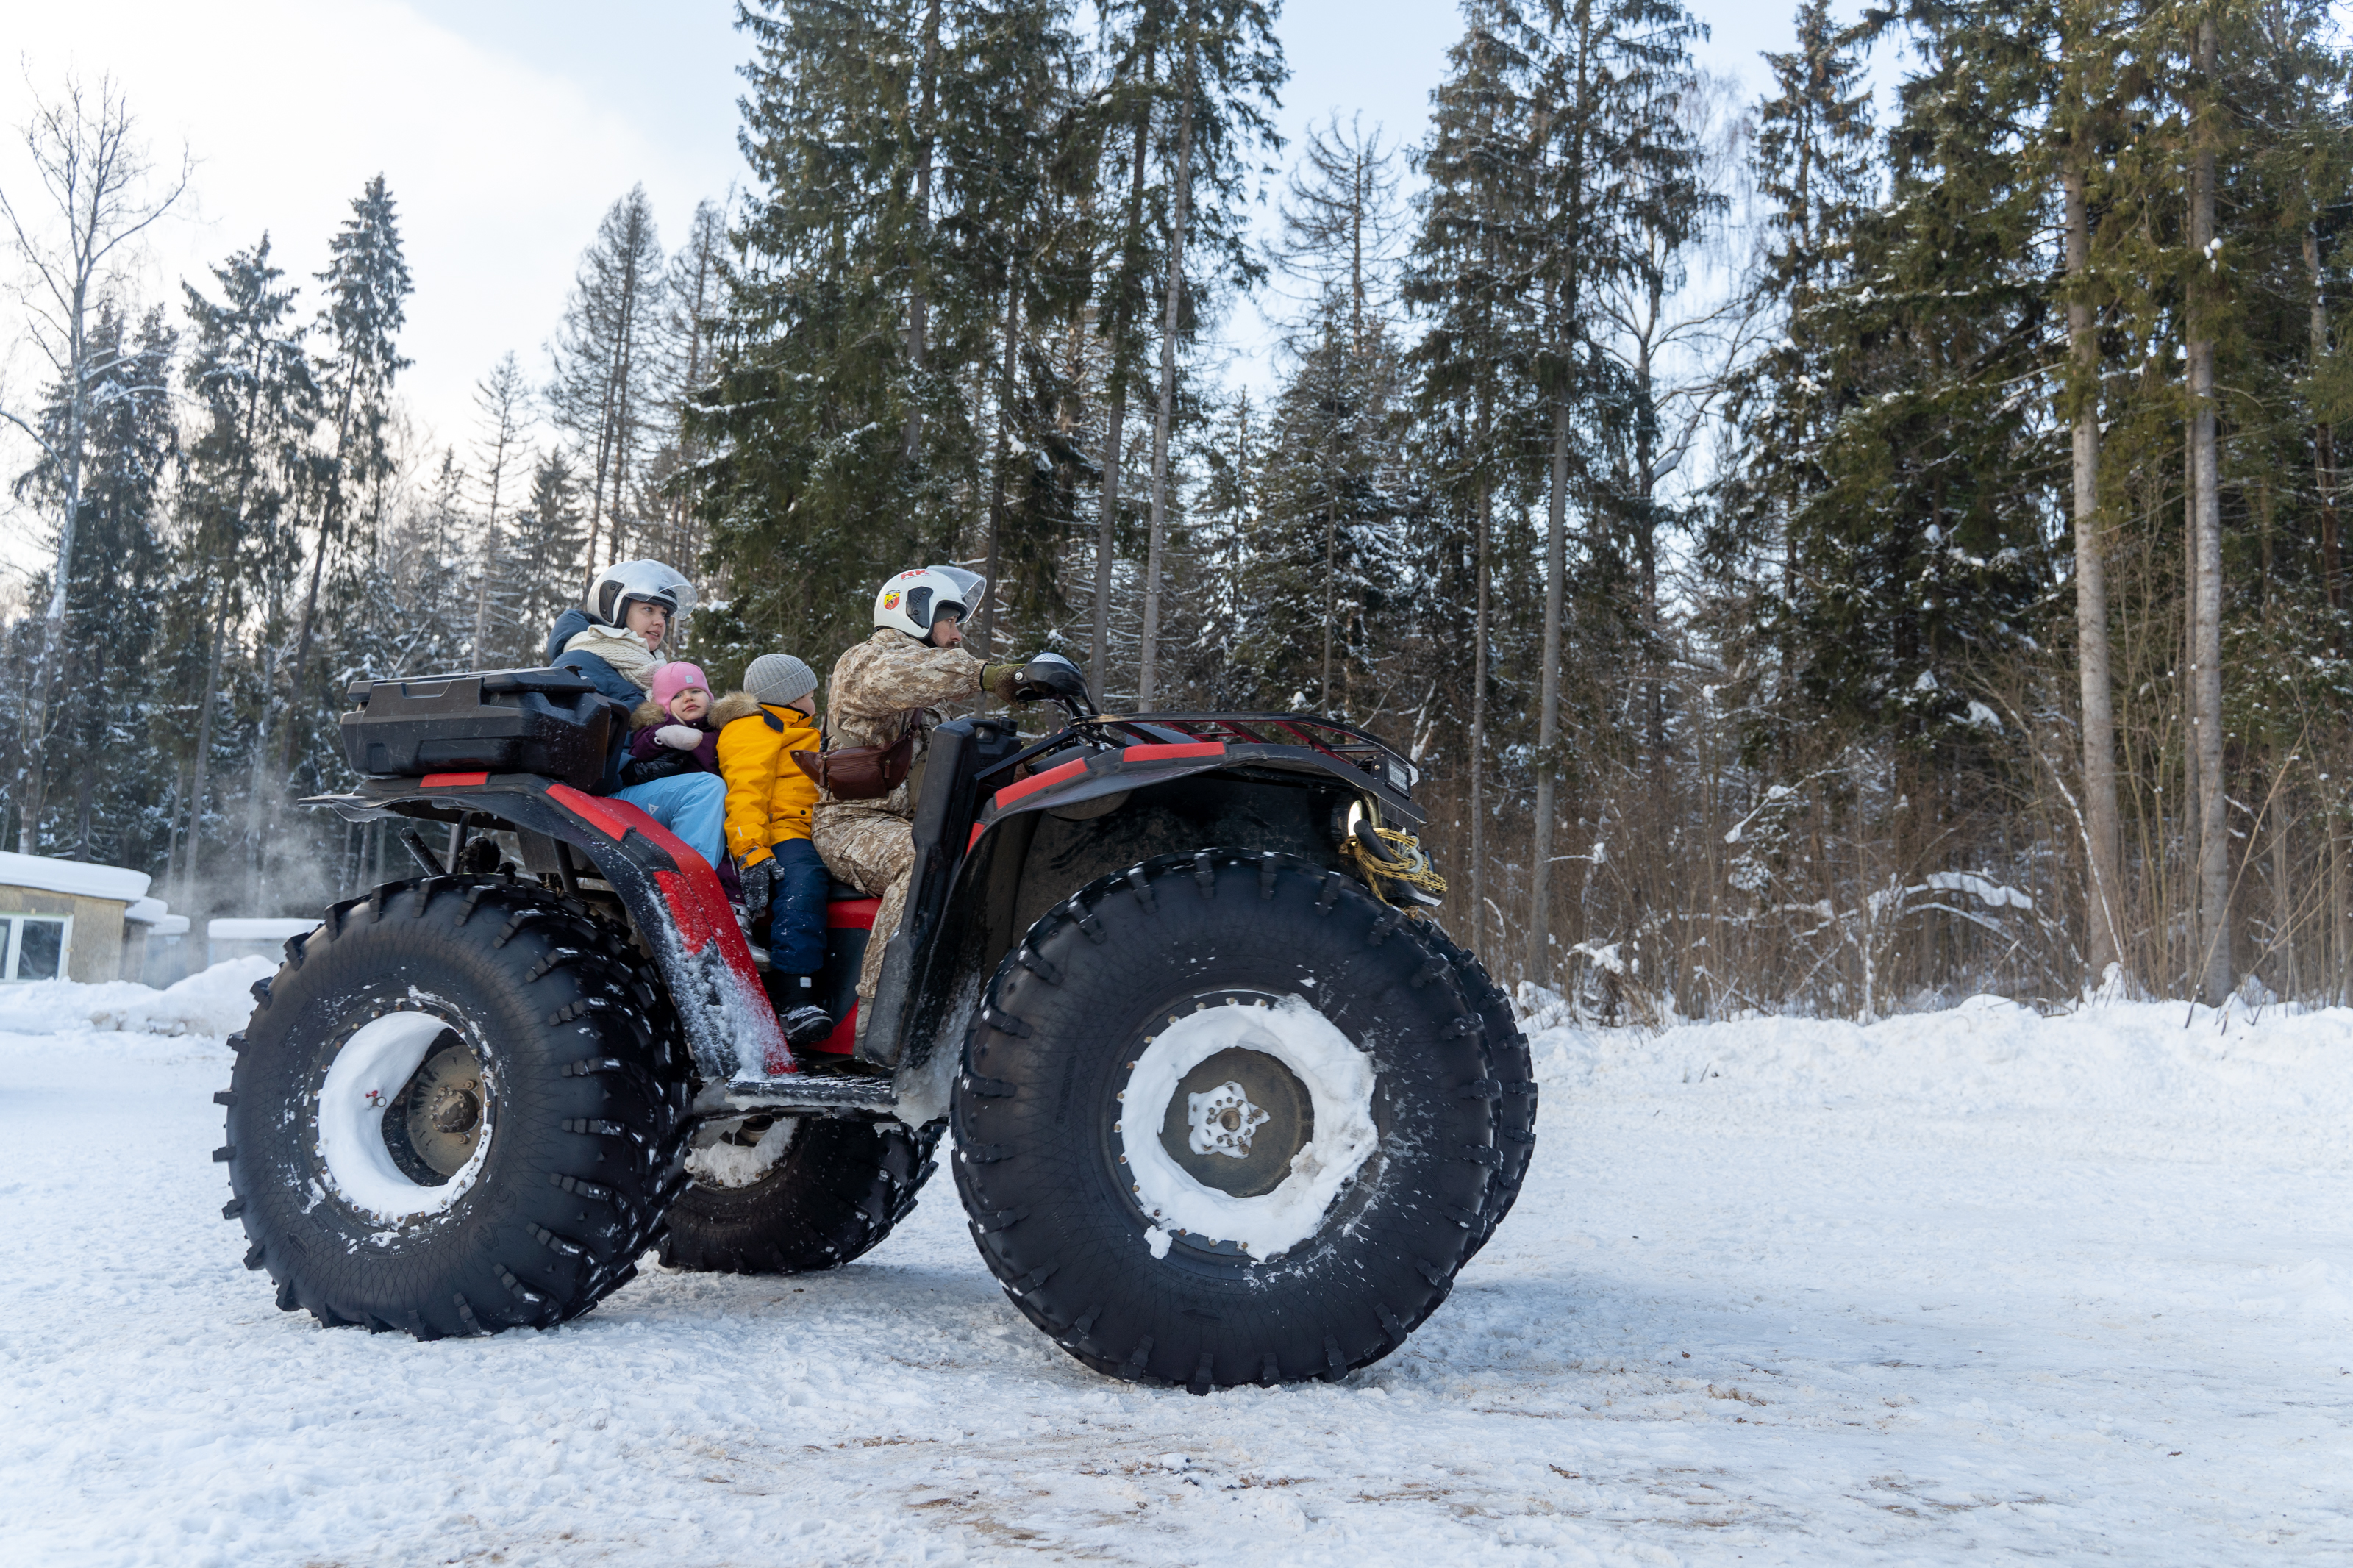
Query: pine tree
1715 0 1876 720
1276 115 1407 352
168 235 315 909
932 0 1084 653
1259 112 1413 719
1242 298 1411 717
1127 0 1286 706
0 76 188 853
549 186 665 573
1407 1 1543 962
1519 0 1709 986
646 199 728 573
279 175 411 783
699 0 943 664
7 301 178 862
468 352 534 665
507 450 592 665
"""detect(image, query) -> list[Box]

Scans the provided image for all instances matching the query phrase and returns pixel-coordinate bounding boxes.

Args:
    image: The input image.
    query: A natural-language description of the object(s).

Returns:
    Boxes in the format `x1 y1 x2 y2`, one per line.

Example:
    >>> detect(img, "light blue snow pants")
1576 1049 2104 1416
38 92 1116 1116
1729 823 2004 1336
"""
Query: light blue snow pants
610 773 726 870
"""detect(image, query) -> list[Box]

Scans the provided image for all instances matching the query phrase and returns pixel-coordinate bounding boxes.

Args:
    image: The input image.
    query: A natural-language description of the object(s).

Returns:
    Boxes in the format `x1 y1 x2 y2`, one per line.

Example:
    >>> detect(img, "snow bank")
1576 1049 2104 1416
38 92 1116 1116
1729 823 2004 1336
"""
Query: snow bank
205 917 321 941
0 955 275 1039
1531 992 2353 1128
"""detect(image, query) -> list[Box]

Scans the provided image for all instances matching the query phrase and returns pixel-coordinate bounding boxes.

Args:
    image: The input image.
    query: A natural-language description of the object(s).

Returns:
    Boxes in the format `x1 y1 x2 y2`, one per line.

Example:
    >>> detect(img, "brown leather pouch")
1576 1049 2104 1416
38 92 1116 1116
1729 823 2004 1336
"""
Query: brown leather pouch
792 731 915 801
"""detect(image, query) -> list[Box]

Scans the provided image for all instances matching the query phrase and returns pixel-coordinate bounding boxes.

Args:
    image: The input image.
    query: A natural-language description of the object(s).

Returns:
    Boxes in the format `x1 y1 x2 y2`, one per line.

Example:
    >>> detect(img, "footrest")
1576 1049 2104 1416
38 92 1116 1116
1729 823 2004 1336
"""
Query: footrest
705 1075 899 1115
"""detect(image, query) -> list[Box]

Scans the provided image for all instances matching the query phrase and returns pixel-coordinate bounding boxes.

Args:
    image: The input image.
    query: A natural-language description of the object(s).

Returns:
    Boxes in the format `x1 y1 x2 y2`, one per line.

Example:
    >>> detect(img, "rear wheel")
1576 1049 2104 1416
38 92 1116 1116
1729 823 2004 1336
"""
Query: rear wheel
1417 923 1536 1256
658 1115 939 1273
218 877 688 1337
954 851 1501 1390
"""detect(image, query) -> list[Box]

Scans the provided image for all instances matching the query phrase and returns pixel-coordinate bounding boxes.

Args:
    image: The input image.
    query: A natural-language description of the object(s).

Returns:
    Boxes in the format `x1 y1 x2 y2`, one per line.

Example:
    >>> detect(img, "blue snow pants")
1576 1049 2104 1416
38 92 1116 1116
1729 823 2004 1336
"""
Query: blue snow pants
763 838 830 975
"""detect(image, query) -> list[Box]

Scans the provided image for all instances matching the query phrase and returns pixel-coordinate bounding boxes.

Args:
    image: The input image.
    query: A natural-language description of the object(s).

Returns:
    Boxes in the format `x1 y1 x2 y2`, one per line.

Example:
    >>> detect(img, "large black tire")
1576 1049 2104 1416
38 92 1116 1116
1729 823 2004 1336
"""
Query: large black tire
1418 923 1537 1257
953 850 1502 1391
657 1116 940 1273
218 876 689 1338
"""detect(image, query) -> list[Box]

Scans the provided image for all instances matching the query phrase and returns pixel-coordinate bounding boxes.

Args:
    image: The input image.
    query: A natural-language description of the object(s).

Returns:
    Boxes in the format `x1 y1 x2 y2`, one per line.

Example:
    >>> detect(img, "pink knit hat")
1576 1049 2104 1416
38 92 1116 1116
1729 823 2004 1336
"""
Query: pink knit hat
649 662 710 716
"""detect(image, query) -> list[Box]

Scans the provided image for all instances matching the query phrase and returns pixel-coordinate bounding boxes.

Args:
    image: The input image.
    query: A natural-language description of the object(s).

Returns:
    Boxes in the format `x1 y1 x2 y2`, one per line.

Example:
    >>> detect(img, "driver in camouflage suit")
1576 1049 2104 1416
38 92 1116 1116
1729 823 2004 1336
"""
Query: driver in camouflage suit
814 568 1022 1053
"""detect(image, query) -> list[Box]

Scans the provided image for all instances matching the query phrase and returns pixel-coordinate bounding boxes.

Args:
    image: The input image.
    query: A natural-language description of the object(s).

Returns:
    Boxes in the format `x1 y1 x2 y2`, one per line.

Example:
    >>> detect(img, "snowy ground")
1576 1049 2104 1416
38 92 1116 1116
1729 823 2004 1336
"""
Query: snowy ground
1 967 2349 1566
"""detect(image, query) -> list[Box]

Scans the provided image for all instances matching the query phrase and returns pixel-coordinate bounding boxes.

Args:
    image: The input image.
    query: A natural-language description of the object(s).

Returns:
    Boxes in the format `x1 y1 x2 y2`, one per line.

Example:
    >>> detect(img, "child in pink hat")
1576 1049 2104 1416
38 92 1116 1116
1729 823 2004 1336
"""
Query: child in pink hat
612 662 759 892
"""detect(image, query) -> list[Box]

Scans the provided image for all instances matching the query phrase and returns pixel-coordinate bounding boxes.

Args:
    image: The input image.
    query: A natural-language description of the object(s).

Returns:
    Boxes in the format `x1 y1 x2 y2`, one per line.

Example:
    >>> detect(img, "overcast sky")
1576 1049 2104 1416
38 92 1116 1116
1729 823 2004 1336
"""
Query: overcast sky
0 0 1882 584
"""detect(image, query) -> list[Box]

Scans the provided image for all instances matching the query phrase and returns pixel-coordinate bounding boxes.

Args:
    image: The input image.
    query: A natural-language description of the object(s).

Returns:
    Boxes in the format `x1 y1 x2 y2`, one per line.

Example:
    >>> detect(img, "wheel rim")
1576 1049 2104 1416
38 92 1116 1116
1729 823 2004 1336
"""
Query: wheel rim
1112 990 1379 1261
315 1009 496 1222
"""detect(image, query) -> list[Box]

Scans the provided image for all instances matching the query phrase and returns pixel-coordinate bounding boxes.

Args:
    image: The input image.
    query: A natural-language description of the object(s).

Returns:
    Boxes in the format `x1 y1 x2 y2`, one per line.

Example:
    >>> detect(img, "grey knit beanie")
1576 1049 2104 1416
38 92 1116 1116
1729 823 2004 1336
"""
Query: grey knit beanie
745 653 818 708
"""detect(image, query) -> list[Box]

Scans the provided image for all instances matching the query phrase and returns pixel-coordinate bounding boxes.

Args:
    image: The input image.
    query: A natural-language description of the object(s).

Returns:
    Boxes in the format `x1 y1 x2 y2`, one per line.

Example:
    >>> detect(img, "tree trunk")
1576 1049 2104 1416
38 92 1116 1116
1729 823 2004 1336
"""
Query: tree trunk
903 0 943 464
979 265 1021 657
2189 14 2230 1006
15 268 96 854
179 593 232 911
2065 159 2124 981
1471 472 1491 959
2268 762 2295 999
1090 68 1157 695
2307 228 2341 646
1527 400 1571 988
1137 21 1199 712
1319 501 1337 710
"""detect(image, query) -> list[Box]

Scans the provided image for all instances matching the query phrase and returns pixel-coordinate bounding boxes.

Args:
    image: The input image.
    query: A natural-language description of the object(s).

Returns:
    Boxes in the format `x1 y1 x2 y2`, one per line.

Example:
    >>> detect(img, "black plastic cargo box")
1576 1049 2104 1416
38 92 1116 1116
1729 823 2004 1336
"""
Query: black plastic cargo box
340 668 618 788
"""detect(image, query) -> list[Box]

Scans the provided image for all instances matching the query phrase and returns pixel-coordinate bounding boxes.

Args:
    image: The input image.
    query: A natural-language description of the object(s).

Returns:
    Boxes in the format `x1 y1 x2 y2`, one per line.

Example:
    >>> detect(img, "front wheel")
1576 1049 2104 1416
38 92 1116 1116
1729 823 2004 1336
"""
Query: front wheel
953 851 1502 1390
218 878 688 1337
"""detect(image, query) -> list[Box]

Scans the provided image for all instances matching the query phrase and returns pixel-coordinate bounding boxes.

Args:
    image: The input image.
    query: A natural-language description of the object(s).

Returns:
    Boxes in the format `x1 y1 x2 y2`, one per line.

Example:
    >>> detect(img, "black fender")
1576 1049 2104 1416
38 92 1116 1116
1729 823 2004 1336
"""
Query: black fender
883 719 1424 1075
306 772 788 1082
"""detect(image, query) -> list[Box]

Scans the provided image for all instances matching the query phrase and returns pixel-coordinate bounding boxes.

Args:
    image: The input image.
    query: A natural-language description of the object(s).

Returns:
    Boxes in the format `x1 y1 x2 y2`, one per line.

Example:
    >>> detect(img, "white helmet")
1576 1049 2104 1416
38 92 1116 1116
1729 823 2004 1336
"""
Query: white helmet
873 565 986 640
587 559 696 629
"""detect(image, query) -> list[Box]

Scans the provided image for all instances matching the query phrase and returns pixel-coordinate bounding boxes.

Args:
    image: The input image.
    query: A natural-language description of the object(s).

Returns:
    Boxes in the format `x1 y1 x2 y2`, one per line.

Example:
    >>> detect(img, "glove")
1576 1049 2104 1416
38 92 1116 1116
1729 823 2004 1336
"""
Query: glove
738 856 776 914
655 724 702 751
981 662 1023 702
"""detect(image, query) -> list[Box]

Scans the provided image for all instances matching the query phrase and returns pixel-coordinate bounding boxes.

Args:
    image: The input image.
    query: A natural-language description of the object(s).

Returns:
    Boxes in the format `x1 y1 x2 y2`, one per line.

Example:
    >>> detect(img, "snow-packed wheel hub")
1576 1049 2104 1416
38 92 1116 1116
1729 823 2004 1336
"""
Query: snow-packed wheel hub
1168 1050 1310 1196
313 1009 496 1222
401 1045 485 1178
682 1115 799 1190
1114 991 1378 1260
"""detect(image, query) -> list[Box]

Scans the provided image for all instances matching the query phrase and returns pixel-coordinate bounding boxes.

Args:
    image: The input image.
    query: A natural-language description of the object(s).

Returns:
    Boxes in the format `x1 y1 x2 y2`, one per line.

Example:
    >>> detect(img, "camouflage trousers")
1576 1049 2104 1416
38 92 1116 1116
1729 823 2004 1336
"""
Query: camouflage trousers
811 803 915 1037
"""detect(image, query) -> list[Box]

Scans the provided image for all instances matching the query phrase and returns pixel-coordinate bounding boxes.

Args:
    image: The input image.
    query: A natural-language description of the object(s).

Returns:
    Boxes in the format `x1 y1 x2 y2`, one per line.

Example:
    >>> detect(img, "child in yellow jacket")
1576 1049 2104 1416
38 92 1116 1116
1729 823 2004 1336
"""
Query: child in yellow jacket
716 654 831 1043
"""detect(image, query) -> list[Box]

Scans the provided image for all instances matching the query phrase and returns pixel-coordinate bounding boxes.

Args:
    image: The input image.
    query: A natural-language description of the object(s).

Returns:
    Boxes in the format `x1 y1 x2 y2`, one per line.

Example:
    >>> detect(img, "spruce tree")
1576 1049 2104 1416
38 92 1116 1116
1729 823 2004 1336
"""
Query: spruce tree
7 301 177 862
1407 1 1543 962
1125 0 1285 706
1519 0 1708 986
468 353 534 665
168 235 315 909
699 0 943 664
549 186 665 572
279 176 410 781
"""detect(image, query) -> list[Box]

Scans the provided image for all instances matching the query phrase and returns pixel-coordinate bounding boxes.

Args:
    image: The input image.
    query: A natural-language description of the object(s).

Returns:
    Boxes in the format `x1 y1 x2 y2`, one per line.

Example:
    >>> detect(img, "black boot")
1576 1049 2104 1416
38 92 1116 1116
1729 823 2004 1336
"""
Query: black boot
775 973 835 1046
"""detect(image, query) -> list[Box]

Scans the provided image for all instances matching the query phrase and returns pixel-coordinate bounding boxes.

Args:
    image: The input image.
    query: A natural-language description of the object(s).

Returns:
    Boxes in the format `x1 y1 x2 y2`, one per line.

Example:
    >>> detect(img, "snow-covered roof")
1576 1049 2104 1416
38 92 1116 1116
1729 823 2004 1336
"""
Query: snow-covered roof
142 914 191 937
208 918 322 940
124 897 170 925
0 851 150 905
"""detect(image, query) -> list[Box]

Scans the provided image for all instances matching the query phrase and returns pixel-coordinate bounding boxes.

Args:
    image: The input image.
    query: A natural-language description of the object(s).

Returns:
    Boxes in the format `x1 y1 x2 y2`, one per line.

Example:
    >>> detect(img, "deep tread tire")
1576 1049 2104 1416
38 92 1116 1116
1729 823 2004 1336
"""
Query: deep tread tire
952 851 1501 1389
1417 923 1537 1256
220 876 688 1338
658 1117 940 1273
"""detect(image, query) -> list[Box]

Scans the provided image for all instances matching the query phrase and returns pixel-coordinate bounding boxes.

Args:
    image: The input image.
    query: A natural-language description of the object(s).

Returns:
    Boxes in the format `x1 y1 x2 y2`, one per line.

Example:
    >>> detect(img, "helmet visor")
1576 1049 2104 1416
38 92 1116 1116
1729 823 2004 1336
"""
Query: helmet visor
926 566 986 615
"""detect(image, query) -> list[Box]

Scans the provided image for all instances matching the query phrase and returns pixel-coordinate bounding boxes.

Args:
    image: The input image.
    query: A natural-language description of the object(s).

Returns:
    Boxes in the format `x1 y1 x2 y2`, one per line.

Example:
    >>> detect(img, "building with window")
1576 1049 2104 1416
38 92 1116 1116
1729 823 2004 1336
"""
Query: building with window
0 851 161 984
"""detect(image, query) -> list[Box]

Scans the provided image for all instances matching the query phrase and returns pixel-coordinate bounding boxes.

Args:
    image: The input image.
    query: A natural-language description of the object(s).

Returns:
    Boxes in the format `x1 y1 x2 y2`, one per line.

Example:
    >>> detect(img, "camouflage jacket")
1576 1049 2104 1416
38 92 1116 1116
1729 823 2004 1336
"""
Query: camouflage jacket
818 627 985 817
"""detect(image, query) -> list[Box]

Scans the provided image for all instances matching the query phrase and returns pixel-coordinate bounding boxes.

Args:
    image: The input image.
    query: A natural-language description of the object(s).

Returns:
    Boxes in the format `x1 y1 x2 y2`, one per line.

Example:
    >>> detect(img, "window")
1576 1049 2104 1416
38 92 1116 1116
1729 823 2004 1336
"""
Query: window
0 915 70 981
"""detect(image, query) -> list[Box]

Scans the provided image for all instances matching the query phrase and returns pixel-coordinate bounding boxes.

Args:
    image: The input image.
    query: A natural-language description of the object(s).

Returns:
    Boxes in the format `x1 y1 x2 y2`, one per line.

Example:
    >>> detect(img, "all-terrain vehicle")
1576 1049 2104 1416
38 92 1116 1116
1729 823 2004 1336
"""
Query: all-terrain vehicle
215 660 1535 1389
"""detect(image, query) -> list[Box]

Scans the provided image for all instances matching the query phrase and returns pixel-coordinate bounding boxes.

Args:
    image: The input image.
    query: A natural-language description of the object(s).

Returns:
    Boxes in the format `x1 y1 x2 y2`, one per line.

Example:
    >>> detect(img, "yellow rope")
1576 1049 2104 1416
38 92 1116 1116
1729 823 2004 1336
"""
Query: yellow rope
1343 821 1448 906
